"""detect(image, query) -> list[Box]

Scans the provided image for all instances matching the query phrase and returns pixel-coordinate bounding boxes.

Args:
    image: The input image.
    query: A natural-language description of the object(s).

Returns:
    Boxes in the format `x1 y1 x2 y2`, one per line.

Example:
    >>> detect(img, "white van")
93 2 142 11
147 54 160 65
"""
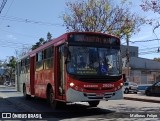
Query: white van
123 82 138 94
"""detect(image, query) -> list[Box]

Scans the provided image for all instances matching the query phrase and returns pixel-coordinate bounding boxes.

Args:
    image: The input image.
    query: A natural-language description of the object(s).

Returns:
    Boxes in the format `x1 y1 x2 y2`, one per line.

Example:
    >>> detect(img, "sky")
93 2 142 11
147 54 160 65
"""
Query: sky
0 0 160 61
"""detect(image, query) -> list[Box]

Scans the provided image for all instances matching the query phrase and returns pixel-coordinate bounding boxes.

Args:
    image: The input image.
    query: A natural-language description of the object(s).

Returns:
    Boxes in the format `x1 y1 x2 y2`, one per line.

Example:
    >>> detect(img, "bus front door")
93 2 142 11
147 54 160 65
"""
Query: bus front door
55 45 66 100
30 56 35 95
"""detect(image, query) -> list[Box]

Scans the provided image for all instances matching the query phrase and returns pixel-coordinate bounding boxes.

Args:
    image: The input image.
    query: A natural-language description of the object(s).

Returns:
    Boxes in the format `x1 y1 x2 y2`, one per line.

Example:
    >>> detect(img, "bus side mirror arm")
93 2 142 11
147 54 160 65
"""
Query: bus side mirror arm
63 46 71 64
63 46 69 57
122 74 126 82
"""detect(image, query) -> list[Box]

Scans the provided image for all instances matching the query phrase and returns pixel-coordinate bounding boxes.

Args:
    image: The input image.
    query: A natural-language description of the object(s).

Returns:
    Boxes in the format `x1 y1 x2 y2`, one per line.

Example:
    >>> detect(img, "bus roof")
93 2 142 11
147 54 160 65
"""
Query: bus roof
17 32 120 60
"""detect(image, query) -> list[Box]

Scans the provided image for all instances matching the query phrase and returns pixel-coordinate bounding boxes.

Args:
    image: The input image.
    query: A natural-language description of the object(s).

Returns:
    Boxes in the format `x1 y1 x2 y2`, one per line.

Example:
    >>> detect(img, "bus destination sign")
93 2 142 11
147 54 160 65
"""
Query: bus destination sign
69 34 119 45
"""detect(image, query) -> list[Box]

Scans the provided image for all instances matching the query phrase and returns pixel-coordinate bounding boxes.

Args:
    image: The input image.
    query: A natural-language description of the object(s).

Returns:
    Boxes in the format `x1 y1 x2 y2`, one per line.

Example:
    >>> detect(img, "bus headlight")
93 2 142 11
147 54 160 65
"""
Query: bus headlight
120 83 123 86
70 82 75 87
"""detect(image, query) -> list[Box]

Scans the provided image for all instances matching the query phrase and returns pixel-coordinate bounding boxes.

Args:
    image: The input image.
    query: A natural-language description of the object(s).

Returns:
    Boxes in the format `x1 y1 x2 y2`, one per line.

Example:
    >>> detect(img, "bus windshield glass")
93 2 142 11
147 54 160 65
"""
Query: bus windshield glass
66 46 122 76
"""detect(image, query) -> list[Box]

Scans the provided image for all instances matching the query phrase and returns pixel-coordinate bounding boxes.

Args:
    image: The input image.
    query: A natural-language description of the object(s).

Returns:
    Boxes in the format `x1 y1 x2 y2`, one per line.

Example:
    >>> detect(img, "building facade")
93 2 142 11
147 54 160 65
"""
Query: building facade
121 45 160 84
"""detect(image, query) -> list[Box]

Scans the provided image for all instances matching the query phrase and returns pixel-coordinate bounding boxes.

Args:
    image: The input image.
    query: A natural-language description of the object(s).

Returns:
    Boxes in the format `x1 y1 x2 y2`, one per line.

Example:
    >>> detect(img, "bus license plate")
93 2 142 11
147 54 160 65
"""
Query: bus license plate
96 93 103 97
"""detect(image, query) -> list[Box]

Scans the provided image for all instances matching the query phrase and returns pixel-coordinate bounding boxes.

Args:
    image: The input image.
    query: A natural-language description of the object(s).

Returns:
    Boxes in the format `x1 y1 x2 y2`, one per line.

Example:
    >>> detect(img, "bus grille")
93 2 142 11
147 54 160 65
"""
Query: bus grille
83 92 114 99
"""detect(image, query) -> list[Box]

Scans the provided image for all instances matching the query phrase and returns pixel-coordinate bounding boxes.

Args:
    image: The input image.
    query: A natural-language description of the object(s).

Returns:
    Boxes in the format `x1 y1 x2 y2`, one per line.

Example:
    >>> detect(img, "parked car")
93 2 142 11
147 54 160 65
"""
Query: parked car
137 84 152 94
3 81 10 86
123 82 138 94
145 81 160 96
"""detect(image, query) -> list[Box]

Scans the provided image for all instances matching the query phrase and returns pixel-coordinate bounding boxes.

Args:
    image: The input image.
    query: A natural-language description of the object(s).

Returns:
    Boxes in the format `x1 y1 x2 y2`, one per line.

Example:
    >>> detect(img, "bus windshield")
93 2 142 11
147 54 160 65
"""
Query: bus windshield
66 46 122 76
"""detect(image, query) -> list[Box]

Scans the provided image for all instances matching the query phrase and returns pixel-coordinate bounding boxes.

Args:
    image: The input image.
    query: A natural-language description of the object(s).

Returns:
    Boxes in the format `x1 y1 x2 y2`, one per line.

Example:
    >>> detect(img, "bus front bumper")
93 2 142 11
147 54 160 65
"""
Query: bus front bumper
66 88 123 102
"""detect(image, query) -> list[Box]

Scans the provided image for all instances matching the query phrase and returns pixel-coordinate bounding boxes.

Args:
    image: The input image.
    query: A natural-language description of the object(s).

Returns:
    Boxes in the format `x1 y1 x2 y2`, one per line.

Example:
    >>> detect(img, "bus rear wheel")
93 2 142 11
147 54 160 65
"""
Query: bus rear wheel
23 84 31 100
88 101 100 107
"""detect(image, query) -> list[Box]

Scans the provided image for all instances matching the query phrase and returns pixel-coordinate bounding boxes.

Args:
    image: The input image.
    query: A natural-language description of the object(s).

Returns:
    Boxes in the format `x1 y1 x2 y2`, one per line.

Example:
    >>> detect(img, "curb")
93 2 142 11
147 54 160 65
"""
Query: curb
124 97 160 103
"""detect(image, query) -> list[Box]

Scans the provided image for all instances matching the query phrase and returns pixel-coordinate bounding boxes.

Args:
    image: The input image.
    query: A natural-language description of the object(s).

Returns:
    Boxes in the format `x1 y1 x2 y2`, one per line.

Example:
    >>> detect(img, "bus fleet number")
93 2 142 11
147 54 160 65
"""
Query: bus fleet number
103 84 114 88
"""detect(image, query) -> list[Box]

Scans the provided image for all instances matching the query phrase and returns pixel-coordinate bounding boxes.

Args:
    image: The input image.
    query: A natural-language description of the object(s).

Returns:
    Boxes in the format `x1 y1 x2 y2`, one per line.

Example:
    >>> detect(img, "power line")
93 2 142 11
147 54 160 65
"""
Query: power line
0 0 7 14
0 15 63 26
139 51 158 55
0 38 32 45
122 38 160 44
0 0 13 26
0 44 30 49
139 46 160 51
138 48 160 55
0 29 40 38
131 39 160 43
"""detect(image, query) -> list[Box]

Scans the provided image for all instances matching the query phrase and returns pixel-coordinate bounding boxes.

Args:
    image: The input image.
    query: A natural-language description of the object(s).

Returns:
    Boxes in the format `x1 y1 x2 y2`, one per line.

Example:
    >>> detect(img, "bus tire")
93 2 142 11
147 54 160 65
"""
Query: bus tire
88 101 100 107
47 87 61 109
23 84 31 100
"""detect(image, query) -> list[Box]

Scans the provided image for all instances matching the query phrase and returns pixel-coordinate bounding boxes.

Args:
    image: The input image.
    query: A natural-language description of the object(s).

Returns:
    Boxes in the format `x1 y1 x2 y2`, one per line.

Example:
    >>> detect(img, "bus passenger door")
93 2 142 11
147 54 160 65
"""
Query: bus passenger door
30 56 35 95
16 62 21 91
55 45 66 100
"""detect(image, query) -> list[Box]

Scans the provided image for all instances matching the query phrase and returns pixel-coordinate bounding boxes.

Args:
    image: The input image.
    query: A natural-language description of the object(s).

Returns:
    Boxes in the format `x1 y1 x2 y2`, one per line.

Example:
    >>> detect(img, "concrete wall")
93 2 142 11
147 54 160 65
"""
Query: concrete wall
130 57 160 70
123 57 160 84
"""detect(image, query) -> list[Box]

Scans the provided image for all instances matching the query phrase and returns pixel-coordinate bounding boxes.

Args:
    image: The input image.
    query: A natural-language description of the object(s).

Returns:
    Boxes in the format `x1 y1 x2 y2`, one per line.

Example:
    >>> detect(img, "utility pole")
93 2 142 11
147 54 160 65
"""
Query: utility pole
125 18 131 81
126 34 130 80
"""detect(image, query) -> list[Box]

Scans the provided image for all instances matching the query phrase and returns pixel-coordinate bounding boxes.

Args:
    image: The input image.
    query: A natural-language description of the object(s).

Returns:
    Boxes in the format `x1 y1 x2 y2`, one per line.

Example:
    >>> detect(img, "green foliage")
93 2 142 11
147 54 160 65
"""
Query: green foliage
32 38 46 50
153 58 160 62
32 32 53 50
47 32 52 42
4 56 17 82
7 56 16 69
62 0 145 38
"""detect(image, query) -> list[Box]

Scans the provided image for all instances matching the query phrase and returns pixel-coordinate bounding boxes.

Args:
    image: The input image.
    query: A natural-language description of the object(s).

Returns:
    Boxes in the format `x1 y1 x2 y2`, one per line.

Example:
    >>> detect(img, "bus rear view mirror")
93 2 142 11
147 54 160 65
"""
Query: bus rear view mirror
62 45 71 64
63 46 69 57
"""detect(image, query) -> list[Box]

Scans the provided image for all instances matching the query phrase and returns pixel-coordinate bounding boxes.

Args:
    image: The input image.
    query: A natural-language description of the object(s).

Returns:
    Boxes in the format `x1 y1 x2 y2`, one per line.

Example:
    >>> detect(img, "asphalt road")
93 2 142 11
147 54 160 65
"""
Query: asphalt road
0 87 160 121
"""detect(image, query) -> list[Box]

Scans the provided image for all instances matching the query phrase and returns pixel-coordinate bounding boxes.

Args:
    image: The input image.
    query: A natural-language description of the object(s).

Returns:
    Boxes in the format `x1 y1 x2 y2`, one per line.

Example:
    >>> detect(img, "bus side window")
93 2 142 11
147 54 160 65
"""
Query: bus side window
25 57 30 73
21 59 25 74
43 46 54 69
36 51 43 71
16 62 21 76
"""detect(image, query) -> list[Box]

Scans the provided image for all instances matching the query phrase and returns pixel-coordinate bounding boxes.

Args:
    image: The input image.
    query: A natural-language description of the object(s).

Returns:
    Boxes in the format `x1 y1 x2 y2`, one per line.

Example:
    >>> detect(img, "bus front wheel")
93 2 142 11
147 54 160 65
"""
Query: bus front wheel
47 87 64 109
88 101 100 107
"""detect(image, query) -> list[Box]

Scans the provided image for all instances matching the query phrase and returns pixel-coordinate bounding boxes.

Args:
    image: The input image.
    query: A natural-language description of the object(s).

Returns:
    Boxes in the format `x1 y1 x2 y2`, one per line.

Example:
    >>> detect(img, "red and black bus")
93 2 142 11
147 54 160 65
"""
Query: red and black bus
16 32 124 108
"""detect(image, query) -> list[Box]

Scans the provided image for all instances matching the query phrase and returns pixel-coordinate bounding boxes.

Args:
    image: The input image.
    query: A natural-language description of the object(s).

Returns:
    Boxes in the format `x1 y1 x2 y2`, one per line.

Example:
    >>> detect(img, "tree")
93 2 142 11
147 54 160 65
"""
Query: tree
5 56 16 84
140 0 160 31
62 0 145 38
153 57 160 62
141 0 160 13
47 32 52 42
32 32 53 50
32 37 46 50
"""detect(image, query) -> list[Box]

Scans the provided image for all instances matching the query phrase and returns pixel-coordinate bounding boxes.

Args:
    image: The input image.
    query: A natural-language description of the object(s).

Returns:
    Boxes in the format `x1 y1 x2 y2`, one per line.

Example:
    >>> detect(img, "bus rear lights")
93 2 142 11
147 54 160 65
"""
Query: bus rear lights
69 82 75 87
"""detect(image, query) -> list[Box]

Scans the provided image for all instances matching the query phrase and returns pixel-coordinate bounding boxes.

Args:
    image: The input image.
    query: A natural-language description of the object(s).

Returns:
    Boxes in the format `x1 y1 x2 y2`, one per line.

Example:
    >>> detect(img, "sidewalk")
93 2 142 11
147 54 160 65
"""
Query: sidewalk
0 85 16 92
124 93 160 103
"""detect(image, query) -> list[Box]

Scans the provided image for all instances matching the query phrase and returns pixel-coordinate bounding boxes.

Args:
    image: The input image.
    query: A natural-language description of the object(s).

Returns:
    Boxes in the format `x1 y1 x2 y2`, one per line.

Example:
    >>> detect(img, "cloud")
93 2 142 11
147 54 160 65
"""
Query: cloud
6 34 17 40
